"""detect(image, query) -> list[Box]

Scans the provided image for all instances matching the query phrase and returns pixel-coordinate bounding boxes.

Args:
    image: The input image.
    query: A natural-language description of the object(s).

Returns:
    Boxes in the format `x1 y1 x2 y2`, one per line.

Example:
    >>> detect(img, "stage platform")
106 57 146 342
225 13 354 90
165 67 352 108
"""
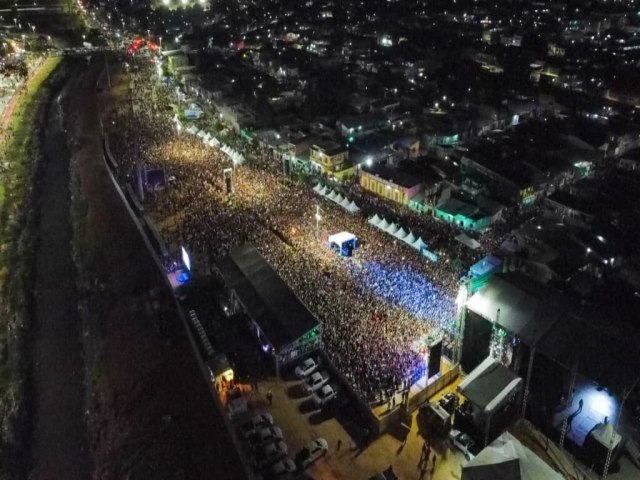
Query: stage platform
167 268 190 289
552 379 620 448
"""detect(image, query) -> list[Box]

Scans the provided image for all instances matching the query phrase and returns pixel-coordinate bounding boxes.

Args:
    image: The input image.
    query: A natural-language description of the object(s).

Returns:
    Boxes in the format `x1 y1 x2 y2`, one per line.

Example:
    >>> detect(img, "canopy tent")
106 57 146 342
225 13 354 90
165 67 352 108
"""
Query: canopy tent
394 227 408 240
368 214 382 227
209 138 220 147
470 255 503 277
413 237 428 251
462 431 564 480
327 190 338 201
328 231 357 246
385 223 399 235
197 129 207 138
319 186 329 196
346 201 360 214
313 183 324 194
401 231 414 244
339 197 350 208
334 194 345 204
458 356 522 414
456 233 482 250
186 125 198 135
328 231 358 257
378 218 390 230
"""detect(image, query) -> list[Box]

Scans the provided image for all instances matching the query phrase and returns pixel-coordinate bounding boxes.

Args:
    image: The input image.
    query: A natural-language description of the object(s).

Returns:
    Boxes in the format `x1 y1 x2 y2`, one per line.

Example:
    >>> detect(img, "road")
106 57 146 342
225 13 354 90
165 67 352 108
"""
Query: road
28 58 93 479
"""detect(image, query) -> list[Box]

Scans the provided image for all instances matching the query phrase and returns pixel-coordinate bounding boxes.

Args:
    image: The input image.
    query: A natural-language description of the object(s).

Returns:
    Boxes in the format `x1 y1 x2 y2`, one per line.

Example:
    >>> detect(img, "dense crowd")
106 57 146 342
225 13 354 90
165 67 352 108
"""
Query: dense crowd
108 64 476 403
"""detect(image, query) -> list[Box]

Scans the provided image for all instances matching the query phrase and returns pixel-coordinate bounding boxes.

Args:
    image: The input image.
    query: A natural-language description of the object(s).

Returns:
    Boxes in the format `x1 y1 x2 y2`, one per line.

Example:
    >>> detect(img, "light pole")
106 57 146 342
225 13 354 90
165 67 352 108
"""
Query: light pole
315 205 321 240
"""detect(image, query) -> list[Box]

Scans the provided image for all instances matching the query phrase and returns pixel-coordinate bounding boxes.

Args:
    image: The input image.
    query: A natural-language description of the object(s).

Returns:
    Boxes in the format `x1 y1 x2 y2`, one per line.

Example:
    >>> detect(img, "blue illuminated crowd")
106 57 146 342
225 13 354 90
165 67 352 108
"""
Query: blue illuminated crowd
346 260 457 333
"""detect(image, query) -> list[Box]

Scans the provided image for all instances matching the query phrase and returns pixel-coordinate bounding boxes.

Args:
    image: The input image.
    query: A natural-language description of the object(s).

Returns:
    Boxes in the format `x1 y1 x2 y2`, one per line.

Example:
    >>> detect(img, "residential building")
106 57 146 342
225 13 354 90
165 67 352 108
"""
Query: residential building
359 164 422 206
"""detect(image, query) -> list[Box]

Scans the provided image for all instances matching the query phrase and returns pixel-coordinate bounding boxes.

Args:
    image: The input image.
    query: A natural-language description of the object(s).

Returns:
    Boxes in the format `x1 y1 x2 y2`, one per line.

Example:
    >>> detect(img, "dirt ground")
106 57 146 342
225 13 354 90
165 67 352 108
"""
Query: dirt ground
27 59 93 480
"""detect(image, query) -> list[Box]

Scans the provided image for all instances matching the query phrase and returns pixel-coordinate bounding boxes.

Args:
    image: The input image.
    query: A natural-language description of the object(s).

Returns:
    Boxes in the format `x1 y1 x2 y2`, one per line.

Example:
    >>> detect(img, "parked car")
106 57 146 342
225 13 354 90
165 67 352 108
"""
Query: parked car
239 413 274 438
252 440 288 470
311 385 337 408
296 438 328 470
249 426 284 450
294 358 319 379
449 429 476 461
269 457 297 477
302 370 330 396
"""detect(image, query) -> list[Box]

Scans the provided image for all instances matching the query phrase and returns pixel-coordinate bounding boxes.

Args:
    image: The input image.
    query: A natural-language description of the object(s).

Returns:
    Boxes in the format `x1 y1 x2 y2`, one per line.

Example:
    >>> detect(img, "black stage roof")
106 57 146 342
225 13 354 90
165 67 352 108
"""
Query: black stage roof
466 273 640 393
217 244 319 351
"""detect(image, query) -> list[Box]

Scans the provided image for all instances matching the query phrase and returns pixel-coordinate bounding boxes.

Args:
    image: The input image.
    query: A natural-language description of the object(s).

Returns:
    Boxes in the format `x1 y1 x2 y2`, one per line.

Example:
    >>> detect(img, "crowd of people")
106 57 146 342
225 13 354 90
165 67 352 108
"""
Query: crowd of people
107 63 480 403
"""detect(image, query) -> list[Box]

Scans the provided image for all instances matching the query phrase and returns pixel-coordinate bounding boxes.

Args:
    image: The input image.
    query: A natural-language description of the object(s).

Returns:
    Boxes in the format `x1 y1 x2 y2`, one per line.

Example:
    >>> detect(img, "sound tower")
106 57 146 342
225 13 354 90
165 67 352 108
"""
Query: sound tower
428 339 442 379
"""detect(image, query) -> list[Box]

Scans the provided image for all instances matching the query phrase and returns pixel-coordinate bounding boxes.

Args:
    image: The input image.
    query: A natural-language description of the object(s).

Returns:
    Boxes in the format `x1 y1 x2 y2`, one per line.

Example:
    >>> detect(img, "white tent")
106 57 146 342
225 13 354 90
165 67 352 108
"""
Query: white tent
319 186 330 196
413 237 428 251
186 125 198 135
210 138 220 147
328 231 357 246
197 129 206 138
346 201 360 213
462 431 563 480
339 197 351 208
368 214 382 226
313 183 324 194
378 218 390 230
404 231 417 245
394 227 408 240
202 133 211 143
456 233 482 250
327 190 338 201
385 223 399 235
334 194 345 204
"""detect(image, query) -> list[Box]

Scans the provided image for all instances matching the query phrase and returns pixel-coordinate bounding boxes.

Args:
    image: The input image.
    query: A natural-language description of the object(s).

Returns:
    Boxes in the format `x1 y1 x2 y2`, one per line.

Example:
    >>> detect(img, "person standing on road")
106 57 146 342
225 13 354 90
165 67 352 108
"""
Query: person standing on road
267 388 273 405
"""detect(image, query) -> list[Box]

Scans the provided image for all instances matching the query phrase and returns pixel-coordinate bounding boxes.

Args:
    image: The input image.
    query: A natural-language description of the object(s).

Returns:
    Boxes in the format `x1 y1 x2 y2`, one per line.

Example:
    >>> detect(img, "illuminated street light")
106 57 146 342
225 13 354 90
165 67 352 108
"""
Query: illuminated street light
315 205 321 240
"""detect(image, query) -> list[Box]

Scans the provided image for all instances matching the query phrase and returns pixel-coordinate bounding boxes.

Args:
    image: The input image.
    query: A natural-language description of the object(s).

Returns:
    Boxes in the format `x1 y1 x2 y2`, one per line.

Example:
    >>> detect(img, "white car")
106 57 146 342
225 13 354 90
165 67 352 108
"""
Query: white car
270 457 297 477
297 438 329 470
311 385 337 408
239 413 274 438
294 358 318 379
252 440 288 470
249 426 284 450
449 429 476 461
302 371 330 396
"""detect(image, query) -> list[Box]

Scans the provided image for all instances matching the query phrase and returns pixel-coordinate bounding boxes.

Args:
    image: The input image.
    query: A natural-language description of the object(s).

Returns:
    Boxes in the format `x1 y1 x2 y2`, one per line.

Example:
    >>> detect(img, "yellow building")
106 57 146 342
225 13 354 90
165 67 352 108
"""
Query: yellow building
309 140 349 174
359 165 423 206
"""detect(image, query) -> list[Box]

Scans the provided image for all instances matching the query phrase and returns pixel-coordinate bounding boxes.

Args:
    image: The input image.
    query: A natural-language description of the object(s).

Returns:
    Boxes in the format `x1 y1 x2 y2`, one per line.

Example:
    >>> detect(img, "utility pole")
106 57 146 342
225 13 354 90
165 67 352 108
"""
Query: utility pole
602 380 638 479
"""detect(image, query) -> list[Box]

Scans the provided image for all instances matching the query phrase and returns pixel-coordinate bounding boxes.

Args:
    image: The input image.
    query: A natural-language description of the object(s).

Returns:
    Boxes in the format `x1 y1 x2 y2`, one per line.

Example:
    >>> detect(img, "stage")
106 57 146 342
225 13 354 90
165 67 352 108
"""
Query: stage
552 378 620 448
167 268 190 289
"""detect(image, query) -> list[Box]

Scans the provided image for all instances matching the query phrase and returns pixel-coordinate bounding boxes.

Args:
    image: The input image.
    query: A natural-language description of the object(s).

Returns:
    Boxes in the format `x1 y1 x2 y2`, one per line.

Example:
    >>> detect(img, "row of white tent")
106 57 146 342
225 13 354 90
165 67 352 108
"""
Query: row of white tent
313 184 360 214
177 123 245 165
368 214 428 251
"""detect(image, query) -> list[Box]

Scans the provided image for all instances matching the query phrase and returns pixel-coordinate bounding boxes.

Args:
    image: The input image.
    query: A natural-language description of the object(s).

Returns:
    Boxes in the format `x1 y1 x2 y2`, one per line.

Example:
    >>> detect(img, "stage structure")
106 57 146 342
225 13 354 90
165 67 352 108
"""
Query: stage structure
167 245 191 288
216 245 321 372
458 356 523 446
328 231 358 257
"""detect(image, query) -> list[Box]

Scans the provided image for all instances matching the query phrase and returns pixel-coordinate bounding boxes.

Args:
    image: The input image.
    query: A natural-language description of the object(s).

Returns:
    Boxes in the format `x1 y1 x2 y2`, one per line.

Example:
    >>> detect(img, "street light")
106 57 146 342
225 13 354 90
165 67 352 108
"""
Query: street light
315 206 322 240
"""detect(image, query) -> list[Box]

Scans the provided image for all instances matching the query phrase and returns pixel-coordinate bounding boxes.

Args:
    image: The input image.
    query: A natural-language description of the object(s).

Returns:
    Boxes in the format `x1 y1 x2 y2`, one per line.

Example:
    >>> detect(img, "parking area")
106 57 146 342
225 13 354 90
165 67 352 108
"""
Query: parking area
232 360 467 480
